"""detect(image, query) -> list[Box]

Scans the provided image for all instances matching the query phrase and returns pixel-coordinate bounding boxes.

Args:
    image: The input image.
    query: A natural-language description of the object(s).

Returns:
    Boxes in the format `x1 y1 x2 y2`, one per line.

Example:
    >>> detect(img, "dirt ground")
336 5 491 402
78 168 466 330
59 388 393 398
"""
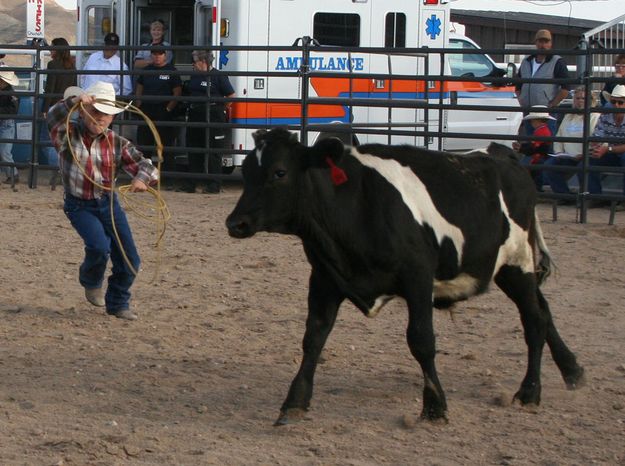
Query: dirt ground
1 178 624 466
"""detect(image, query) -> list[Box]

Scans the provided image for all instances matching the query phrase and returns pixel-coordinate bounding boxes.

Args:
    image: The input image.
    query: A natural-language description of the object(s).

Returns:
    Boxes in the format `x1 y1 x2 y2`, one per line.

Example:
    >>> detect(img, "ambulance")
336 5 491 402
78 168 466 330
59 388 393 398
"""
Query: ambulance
75 0 520 170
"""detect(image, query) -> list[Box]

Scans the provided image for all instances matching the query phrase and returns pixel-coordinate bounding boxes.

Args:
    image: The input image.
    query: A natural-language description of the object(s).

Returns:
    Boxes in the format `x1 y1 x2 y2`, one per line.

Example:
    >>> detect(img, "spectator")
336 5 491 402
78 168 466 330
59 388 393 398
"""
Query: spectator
41 37 77 172
515 29 570 135
46 82 158 320
133 19 173 69
583 84 625 205
513 106 555 191
81 32 132 96
179 50 234 194
544 87 599 200
600 54 625 107
42 37 77 115
0 68 20 184
135 46 182 178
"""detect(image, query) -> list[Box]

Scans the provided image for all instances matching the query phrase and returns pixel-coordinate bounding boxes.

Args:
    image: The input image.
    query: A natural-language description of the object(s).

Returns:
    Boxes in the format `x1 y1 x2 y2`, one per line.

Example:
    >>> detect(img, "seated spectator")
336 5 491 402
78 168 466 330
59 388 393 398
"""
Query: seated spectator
600 54 625 107
81 32 132 96
513 106 555 191
583 84 625 205
544 87 599 199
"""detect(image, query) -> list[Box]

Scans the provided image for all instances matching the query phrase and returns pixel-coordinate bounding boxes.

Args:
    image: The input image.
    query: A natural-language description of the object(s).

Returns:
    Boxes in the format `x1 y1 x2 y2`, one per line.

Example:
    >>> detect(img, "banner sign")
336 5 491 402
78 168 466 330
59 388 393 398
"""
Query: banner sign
27 0 45 39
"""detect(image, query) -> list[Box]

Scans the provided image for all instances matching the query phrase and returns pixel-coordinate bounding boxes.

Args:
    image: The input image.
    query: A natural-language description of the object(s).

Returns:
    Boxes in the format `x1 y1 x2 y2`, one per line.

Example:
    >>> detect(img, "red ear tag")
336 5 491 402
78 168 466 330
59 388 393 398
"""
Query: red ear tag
325 156 348 186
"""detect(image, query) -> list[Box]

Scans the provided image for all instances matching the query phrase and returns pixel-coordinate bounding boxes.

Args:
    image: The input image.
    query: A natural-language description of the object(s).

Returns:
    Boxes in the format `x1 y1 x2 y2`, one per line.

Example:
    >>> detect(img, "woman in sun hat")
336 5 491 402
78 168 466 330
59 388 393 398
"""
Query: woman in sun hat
46 81 159 321
0 67 20 184
581 84 625 202
513 105 556 191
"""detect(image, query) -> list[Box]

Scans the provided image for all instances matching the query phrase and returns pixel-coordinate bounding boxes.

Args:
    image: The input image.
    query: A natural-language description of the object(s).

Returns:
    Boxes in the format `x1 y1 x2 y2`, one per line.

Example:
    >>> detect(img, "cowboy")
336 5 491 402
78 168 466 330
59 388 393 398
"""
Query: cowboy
0 67 20 184
46 82 159 320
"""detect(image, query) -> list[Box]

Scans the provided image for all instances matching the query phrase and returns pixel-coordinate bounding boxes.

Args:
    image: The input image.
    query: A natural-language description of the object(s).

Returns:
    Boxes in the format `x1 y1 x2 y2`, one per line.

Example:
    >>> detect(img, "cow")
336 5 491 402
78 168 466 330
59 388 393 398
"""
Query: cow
226 128 585 425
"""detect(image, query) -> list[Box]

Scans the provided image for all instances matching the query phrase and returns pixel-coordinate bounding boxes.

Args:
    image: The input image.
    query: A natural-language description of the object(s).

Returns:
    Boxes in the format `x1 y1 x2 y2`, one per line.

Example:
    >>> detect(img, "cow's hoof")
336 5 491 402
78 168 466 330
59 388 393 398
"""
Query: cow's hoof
420 406 448 423
513 385 541 406
274 408 308 426
564 366 585 390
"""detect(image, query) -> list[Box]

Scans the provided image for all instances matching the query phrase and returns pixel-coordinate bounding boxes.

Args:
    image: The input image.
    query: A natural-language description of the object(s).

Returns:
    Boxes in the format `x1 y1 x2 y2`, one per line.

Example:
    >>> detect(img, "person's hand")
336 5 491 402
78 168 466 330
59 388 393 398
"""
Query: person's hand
590 143 607 159
129 179 148 192
78 93 96 106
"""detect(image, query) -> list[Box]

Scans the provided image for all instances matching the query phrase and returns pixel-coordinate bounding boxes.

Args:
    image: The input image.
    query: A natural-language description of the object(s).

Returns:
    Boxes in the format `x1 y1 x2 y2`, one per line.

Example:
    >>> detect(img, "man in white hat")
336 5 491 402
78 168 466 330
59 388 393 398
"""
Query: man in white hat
46 81 159 320
583 84 625 204
513 105 556 191
0 67 20 184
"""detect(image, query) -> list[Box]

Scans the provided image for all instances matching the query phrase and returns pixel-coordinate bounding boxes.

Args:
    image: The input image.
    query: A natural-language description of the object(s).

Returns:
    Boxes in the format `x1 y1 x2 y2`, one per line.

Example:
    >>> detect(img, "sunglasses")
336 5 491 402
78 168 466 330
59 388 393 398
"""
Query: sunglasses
610 99 625 106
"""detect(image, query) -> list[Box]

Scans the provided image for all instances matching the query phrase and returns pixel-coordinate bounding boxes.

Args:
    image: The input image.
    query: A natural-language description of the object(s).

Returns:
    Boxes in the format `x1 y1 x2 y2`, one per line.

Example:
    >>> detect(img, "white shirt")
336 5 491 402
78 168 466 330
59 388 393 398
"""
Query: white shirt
81 51 133 96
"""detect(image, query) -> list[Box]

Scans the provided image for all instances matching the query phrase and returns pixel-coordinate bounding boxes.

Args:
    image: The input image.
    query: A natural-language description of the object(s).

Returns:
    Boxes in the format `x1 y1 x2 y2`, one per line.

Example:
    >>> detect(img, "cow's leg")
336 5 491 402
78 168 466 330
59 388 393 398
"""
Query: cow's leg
537 290 585 389
495 265 547 405
405 287 447 421
275 271 343 426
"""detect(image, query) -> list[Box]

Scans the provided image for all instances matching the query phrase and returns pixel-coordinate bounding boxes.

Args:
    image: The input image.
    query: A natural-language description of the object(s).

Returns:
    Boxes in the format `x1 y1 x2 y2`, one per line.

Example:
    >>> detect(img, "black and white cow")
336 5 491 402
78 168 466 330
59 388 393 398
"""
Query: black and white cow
226 128 584 424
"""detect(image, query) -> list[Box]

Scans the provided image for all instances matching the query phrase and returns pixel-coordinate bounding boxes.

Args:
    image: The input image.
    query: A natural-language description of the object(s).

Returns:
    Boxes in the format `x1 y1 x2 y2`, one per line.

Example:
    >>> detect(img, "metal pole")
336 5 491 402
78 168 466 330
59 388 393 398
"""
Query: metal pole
28 41 42 189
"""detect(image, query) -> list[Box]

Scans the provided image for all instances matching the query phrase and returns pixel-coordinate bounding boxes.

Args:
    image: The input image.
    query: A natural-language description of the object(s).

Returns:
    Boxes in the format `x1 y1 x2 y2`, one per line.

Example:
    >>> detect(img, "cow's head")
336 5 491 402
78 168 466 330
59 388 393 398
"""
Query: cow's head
226 128 344 238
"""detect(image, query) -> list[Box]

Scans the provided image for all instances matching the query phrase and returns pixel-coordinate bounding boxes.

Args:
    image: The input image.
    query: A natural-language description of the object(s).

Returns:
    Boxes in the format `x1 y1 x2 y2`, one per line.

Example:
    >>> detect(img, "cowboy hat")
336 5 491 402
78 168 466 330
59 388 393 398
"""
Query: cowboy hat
522 105 556 121
0 68 20 87
602 84 625 104
63 81 125 115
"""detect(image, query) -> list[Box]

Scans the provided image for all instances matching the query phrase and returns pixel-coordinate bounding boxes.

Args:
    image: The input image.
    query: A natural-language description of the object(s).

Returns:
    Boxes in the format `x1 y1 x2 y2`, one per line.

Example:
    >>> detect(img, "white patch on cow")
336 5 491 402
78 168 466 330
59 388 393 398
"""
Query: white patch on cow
350 148 465 264
433 273 479 301
366 295 395 318
255 146 264 166
494 192 534 275
463 148 489 156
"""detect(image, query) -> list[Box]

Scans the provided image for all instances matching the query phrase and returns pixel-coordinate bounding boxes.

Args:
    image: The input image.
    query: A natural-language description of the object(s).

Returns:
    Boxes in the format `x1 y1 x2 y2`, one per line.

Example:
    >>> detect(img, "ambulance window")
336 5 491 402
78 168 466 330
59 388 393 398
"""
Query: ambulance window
313 13 360 47
448 38 495 78
85 6 116 46
385 13 406 47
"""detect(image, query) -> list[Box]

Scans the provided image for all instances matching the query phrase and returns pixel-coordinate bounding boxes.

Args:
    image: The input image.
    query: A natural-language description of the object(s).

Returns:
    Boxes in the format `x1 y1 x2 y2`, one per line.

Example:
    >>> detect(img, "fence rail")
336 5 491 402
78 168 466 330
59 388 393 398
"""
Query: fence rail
1 41 624 222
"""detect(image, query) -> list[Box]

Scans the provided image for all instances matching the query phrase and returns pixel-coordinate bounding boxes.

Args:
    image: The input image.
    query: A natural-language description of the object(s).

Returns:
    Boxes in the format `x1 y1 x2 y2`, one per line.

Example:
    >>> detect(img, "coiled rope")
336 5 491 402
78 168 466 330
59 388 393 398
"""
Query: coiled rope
64 98 171 279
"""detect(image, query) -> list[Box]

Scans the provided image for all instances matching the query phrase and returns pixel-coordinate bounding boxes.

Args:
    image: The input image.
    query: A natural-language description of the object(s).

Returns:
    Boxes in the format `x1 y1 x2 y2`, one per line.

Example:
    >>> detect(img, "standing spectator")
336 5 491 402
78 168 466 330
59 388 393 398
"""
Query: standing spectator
42 38 77 115
135 46 182 177
46 82 159 320
133 19 173 69
582 84 625 204
544 87 599 199
41 37 77 171
179 50 234 194
600 54 625 107
513 106 555 191
0 68 19 184
81 32 132 96
515 29 570 135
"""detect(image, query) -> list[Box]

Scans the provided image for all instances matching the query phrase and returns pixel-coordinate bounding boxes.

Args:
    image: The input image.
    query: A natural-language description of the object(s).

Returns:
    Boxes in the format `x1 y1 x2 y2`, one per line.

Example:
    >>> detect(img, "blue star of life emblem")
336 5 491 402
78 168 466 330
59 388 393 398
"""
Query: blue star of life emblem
425 14 442 40
220 49 229 68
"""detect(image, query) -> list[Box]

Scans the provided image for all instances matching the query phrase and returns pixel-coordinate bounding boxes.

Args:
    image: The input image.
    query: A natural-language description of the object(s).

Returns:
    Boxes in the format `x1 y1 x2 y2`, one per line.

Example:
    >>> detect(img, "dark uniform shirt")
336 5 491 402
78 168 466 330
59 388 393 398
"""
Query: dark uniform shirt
137 63 182 117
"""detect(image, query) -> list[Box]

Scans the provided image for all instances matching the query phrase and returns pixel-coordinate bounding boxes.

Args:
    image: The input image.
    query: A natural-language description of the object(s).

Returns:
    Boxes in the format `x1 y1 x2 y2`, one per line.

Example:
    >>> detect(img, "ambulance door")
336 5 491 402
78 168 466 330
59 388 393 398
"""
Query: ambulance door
369 7 418 146
419 4 447 150
76 0 116 69
444 35 520 151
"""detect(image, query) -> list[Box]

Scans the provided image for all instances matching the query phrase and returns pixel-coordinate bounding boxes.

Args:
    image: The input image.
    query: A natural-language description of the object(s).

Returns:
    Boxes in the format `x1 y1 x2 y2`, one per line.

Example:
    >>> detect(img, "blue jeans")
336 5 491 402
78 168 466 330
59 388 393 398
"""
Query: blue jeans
520 155 546 191
63 193 140 314
0 119 18 177
583 152 625 195
545 157 579 194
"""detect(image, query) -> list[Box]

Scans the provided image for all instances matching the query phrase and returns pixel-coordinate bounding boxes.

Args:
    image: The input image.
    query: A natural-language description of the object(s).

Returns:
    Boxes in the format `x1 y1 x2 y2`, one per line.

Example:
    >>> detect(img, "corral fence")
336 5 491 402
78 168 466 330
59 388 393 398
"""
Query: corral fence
0 39 624 223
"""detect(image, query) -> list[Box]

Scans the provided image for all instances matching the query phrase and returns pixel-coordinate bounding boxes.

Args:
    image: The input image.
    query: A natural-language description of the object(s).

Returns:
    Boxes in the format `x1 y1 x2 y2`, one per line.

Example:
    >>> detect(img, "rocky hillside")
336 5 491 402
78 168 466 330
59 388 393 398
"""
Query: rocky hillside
0 0 76 65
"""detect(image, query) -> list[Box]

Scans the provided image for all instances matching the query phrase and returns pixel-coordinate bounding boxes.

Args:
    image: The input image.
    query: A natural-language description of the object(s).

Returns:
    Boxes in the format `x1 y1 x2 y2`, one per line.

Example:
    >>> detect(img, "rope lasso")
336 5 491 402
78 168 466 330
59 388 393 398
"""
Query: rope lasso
64 97 171 280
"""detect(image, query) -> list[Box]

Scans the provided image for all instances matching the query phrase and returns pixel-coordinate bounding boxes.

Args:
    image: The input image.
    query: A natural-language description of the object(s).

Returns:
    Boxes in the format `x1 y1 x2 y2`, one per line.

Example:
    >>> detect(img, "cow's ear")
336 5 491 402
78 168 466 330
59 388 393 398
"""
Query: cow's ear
310 137 344 166
252 129 268 148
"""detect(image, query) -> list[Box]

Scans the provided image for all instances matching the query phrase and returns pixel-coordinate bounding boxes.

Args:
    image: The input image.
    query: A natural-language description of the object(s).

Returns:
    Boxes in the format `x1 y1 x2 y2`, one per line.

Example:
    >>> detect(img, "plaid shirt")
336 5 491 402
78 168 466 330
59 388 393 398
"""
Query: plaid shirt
47 98 159 199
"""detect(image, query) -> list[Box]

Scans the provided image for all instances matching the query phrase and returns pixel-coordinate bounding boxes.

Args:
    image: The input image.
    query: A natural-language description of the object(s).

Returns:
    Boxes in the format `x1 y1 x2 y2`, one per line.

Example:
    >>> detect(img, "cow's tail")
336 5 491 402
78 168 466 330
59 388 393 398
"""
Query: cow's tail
533 210 554 286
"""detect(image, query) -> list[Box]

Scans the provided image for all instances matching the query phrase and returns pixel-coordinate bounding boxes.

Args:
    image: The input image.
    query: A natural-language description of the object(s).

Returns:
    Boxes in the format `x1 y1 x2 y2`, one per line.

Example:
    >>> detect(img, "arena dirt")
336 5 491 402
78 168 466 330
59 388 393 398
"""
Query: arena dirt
1 181 624 465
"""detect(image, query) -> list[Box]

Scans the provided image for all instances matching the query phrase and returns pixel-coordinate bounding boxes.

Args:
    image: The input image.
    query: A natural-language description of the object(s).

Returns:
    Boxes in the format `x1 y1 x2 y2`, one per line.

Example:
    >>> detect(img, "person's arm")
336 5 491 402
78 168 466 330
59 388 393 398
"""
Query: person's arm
122 63 133 96
119 137 159 186
135 83 144 107
133 48 151 69
166 85 182 112
549 59 570 108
